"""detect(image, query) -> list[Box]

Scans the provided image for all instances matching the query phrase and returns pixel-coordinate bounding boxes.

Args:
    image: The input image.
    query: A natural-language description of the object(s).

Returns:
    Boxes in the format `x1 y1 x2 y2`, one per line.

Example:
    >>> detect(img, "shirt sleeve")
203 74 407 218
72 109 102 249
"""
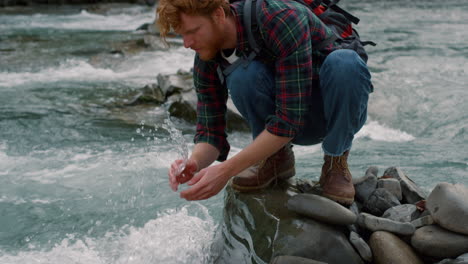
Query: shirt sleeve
259 2 324 138
192 55 230 161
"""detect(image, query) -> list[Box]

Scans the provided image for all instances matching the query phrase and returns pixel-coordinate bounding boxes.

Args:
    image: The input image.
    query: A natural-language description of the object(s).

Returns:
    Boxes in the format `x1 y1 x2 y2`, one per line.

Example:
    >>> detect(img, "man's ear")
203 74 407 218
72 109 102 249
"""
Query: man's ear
212 6 226 25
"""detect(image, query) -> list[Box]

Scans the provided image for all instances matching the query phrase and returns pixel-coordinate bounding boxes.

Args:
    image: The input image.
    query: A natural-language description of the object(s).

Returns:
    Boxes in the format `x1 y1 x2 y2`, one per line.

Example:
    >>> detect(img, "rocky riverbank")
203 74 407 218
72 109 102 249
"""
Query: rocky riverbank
216 167 468 264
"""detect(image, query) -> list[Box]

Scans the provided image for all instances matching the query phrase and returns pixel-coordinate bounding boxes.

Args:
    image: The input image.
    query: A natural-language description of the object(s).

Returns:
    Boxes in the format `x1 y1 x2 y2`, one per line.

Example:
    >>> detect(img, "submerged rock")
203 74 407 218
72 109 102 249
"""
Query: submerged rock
369 231 424 264
411 225 468 259
426 182 468 235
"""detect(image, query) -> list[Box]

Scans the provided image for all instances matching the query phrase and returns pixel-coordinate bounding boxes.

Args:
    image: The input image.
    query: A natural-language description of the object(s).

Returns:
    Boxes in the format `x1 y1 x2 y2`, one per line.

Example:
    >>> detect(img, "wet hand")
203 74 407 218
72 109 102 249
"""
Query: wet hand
180 164 231 201
168 159 198 191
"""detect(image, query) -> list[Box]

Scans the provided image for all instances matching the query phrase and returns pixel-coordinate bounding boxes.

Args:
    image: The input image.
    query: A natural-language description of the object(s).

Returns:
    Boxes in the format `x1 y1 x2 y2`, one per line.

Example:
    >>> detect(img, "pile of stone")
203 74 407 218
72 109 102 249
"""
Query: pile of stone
279 167 468 264
218 166 468 264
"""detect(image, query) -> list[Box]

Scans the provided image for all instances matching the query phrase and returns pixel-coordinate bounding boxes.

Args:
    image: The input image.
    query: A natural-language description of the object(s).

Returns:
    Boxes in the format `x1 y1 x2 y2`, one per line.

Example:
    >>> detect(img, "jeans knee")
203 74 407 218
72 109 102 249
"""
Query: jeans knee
320 49 372 95
322 49 365 76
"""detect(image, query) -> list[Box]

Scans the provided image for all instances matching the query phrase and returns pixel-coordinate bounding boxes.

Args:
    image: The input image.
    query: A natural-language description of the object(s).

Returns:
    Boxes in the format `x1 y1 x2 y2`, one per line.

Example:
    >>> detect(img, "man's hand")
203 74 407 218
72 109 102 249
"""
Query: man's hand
168 159 198 191
180 163 231 201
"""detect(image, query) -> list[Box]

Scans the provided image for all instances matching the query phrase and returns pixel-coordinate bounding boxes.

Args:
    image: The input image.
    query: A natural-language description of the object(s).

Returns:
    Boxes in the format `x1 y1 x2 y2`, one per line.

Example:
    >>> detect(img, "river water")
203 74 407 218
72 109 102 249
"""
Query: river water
0 0 466 263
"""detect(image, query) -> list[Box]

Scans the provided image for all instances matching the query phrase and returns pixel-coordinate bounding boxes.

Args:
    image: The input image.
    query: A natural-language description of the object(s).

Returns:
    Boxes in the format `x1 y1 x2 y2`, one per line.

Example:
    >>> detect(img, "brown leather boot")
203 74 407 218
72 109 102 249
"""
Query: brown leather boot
231 144 295 191
320 150 355 205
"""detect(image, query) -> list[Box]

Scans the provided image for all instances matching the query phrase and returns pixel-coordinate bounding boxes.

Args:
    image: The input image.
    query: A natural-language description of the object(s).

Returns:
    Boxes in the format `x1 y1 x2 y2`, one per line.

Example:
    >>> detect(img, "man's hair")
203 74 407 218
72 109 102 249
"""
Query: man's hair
157 0 231 44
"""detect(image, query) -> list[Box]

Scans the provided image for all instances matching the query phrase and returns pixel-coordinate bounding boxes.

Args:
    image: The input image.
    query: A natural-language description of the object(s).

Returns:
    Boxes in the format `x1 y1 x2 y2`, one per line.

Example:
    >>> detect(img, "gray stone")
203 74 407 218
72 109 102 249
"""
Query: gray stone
370 231 424 264
411 215 434 228
270 256 327 264
218 182 364 264
383 167 427 203
157 72 193 94
353 169 378 202
349 231 373 262
348 202 362 233
377 178 403 201
426 182 468 235
365 166 379 177
363 188 401 216
453 253 468 264
411 225 468 259
382 204 420 222
357 212 416 235
288 194 357 226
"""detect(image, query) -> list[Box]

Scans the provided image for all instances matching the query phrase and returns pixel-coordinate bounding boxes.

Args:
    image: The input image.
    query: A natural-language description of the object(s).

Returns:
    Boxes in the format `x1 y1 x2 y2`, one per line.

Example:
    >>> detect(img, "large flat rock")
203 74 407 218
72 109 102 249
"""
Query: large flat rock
411 225 468 259
287 193 357 226
426 182 468 235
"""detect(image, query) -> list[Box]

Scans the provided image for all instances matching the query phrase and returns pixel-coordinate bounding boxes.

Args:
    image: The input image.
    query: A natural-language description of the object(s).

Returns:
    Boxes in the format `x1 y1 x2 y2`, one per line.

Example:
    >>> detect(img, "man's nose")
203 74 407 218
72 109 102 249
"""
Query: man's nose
183 36 193 49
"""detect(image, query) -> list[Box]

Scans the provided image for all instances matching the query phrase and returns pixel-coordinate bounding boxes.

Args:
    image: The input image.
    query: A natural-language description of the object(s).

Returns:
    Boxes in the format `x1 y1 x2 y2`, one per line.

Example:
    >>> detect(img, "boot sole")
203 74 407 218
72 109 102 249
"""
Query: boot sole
322 192 354 206
230 167 295 192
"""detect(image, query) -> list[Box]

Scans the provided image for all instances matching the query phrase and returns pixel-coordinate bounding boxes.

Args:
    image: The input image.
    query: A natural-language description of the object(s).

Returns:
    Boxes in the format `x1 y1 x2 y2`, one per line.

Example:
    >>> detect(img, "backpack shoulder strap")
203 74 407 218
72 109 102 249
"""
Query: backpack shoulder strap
244 0 262 55
217 0 264 83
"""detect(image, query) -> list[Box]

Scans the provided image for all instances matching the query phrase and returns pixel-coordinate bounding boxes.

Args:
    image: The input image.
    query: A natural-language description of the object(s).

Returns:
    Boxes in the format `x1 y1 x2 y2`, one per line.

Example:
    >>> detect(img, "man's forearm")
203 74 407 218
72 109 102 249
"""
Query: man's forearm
221 130 292 177
189 142 220 171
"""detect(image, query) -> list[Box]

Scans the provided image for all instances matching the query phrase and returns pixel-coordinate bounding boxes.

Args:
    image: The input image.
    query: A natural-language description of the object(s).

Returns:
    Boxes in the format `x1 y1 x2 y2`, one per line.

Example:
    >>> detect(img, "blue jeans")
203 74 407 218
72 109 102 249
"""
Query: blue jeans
226 49 372 156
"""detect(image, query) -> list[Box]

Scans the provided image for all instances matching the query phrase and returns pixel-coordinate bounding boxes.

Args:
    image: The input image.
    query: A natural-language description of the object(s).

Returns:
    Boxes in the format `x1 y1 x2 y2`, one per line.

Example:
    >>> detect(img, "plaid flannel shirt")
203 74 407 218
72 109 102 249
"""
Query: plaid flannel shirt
193 0 337 161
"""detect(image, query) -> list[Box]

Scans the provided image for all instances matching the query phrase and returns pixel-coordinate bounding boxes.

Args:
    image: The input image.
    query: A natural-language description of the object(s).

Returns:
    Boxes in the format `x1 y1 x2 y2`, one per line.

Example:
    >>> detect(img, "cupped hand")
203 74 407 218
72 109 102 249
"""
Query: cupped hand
168 158 198 191
180 163 231 201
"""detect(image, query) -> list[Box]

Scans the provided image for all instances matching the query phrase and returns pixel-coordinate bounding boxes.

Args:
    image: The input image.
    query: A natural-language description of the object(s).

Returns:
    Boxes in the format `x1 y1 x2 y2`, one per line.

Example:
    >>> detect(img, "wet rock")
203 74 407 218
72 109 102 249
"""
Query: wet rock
270 256 327 264
357 212 415 235
124 84 165 106
382 204 420 222
453 253 468 264
363 188 401 216
370 231 424 264
295 179 316 194
157 71 194 95
348 202 362 234
219 183 364 264
383 167 426 203
411 225 468 259
411 215 434 229
349 231 373 262
287 193 357 226
426 182 468 235
377 178 402 201
353 167 378 202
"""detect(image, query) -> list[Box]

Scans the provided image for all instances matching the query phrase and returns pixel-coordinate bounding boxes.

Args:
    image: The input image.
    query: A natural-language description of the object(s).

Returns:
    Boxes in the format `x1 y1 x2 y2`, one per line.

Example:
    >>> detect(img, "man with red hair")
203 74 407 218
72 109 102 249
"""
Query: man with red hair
159 0 372 205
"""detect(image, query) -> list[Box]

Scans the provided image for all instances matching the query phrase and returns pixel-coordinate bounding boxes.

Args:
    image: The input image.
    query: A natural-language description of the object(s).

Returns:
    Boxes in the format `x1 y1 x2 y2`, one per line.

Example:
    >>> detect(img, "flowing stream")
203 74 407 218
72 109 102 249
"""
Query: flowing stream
0 0 467 263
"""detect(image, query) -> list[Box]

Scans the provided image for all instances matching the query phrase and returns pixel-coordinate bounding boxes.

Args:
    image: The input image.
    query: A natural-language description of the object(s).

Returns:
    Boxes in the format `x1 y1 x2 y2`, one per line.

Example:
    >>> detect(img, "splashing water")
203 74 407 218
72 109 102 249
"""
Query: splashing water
161 118 189 176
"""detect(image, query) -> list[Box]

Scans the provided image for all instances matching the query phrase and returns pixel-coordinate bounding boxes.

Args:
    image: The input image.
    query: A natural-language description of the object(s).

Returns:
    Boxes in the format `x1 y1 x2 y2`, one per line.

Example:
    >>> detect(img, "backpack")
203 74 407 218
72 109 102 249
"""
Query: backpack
217 0 375 83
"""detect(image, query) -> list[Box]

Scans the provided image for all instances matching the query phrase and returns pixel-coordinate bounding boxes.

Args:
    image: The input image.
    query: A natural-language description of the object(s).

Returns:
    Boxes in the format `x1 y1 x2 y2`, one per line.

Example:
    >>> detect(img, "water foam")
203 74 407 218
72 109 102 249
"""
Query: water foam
0 8 155 31
0 47 194 88
0 204 216 264
356 120 415 142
